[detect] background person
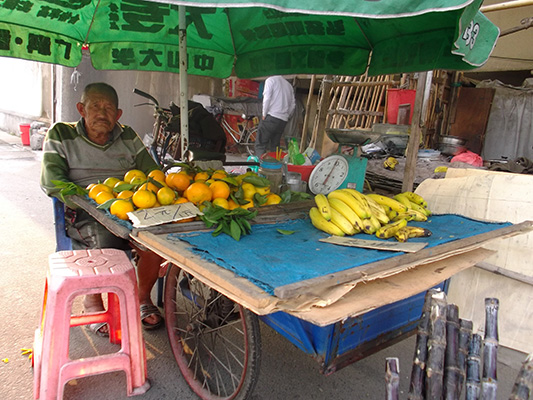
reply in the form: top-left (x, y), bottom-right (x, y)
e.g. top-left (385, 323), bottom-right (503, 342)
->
top-left (40, 82), bottom-right (164, 335)
top-left (255, 76), bottom-right (296, 158)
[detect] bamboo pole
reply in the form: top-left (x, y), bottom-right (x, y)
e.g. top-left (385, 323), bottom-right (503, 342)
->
top-left (425, 290), bottom-right (448, 400)
top-left (458, 319), bottom-right (473, 398)
top-left (509, 353), bottom-right (533, 400)
top-left (300, 75), bottom-right (317, 152)
top-left (312, 75), bottom-right (333, 154)
top-left (443, 304), bottom-right (461, 400)
top-left (386, 357), bottom-right (401, 400)
top-left (482, 298), bottom-right (499, 400)
top-left (466, 334), bottom-right (482, 400)
top-left (408, 289), bottom-right (439, 400)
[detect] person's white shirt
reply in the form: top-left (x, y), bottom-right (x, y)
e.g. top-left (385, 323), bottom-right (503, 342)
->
top-left (262, 76), bottom-right (295, 122)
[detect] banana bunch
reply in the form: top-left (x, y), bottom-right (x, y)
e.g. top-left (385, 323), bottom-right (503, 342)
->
top-left (309, 189), bottom-right (432, 242)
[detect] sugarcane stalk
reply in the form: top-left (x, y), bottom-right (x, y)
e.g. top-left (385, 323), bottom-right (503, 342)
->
top-left (458, 319), bottom-right (473, 398)
top-left (509, 353), bottom-right (533, 400)
top-left (443, 304), bottom-right (460, 400)
top-left (425, 291), bottom-right (448, 400)
top-left (466, 333), bottom-right (482, 400)
top-left (482, 298), bottom-right (499, 400)
top-left (408, 288), bottom-right (440, 400)
top-left (386, 357), bottom-right (400, 400)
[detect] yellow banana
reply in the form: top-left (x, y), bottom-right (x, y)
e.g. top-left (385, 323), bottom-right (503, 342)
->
top-left (393, 193), bottom-right (413, 209)
top-left (361, 215), bottom-right (381, 234)
top-left (328, 197), bottom-right (363, 231)
top-left (328, 190), bottom-right (371, 219)
top-left (314, 193), bottom-right (331, 221)
top-left (365, 197), bottom-right (390, 225)
top-left (375, 219), bottom-right (408, 239)
top-left (367, 194), bottom-right (408, 214)
top-left (409, 201), bottom-right (431, 217)
top-left (309, 207), bottom-right (345, 236)
top-left (401, 191), bottom-right (428, 207)
top-left (341, 189), bottom-right (374, 218)
top-left (394, 227), bottom-right (410, 242)
top-left (392, 210), bottom-right (427, 222)
top-left (330, 208), bottom-right (358, 235)
top-left (404, 226), bottom-right (432, 238)
top-left (387, 209), bottom-right (399, 220)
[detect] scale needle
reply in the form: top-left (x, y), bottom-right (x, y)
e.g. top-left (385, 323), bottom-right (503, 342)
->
top-left (322, 160), bottom-right (339, 187)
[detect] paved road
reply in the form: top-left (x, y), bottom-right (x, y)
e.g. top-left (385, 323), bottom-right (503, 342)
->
top-left (0, 130), bottom-right (525, 400)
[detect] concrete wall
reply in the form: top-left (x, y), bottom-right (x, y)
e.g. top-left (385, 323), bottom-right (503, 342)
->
top-left (0, 54), bottom-right (223, 138)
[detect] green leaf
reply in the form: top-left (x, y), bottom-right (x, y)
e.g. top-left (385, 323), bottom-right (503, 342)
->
top-left (96, 198), bottom-right (116, 210)
top-left (212, 223), bottom-right (224, 236)
top-left (147, 176), bottom-right (164, 188)
top-left (229, 220), bottom-right (242, 241)
top-left (222, 176), bottom-right (239, 187)
top-left (243, 175), bottom-right (271, 188)
top-left (277, 229), bottom-right (296, 235)
top-left (113, 183), bottom-right (135, 192)
top-left (241, 218), bottom-right (252, 233)
top-left (252, 192), bottom-right (268, 206)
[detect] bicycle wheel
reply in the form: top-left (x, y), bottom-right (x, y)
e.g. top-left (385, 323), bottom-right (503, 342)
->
top-left (165, 264), bottom-right (262, 400)
top-left (242, 127), bottom-right (258, 156)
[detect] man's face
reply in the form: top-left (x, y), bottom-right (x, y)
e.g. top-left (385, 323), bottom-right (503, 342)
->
top-left (76, 92), bottom-right (122, 137)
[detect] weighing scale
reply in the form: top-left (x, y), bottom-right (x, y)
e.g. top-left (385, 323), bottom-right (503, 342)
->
top-left (308, 128), bottom-right (382, 195)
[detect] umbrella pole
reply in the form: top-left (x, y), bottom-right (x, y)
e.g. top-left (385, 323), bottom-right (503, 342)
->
top-left (179, 5), bottom-right (189, 160)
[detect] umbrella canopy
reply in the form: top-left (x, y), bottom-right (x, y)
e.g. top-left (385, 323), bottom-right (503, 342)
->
top-left (0, 0), bottom-right (499, 79)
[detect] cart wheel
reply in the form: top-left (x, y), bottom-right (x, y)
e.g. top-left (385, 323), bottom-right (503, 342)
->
top-left (165, 264), bottom-right (261, 400)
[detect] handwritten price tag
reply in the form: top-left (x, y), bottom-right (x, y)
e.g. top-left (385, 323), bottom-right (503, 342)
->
top-left (128, 203), bottom-right (202, 228)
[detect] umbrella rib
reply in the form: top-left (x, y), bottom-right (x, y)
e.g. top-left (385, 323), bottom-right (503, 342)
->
top-left (354, 17), bottom-right (373, 51)
top-left (83, 0), bottom-right (102, 45)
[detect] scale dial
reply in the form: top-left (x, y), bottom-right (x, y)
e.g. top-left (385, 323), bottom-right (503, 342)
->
top-left (308, 155), bottom-right (349, 194)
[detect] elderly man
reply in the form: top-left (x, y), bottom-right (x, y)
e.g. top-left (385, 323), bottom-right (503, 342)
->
top-left (40, 82), bottom-right (163, 335)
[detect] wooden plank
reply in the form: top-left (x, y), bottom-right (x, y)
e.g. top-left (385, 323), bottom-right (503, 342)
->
top-left (289, 248), bottom-right (495, 326)
top-left (300, 74), bottom-right (317, 152)
top-left (332, 80), bottom-right (399, 87)
top-left (273, 220), bottom-right (533, 299)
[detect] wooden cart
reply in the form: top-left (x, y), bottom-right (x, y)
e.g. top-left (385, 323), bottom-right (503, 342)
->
top-left (70, 196), bottom-right (533, 400)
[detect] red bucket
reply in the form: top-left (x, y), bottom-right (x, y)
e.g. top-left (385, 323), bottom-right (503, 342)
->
top-left (19, 124), bottom-right (31, 146)
top-left (287, 164), bottom-right (316, 182)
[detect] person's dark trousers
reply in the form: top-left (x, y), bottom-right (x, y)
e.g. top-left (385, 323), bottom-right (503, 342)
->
top-left (255, 114), bottom-right (287, 158)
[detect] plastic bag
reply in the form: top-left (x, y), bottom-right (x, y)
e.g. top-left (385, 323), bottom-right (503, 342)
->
top-left (450, 150), bottom-right (483, 167)
top-left (288, 138), bottom-right (305, 165)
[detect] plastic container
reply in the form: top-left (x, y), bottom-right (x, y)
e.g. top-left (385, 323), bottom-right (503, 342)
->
top-left (386, 89), bottom-right (416, 125)
top-left (259, 159), bottom-right (283, 194)
top-left (287, 164), bottom-right (316, 182)
top-left (19, 123), bottom-right (31, 146)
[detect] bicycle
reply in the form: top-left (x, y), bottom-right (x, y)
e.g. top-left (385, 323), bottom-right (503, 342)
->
top-left (215, 109), bottom-right (259, 156)
top-left (133, 89), bottom-right (226, 167)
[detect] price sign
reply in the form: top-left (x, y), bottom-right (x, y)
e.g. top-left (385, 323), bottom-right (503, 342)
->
top-left (128, 203), bottom-right (202, 228)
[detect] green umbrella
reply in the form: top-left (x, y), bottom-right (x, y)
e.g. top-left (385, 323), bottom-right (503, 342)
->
top-left (0, 0), bottom-right (499, 159)
top-left (0, 0), bottom-right (499, 78)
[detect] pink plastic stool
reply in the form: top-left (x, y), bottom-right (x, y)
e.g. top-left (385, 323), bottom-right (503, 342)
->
top-left (33, 249), bottom-right (150, 399)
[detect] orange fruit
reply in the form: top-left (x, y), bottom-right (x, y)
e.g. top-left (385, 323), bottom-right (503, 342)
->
top-left (103, 177), bottom-right (121, 188)
top-left (138, 181), bottom-right (160, 194)
top-left (241, 183), bottom-right (256, 200)
top-left (184, 182), bottom-right (212, 205)
top-left (212, 198), bottom-right (229, 209)
top-left (124, 169), bottom-right (146, 184)
top-left (109, 199), bottom-right (134, 220)
top-left (116, 190), bottom-right (134, 200)
top-left (157, 186), bottom-right (177, 205)
top-left (88, 183), bottom-right (113, 200)
top-left (194, 171), bottom-right (210, 182)
top-left (147, 169), bottom-right (166, 183)
top-left (174, 197), bottom-right (189, 204)
top-left (265, 193), bottom-right (282, 205)
top-left (86, 183), bottom-right (97, 191)
top-left (94, 191), bottom-right (115, 205)
top-left (166, 172), bottom-right (192, 192)
top-left (238, 199), bottom-right (254, 210)
top-left (132, 189), bottom-right (157, 209)
top-left (113, 180), bottom-right (126, 188)
top-left (211, 170), bottom-right (227, 180)
top-left (209, 181), bottom-right (230, 199)
top-left (255, 186), bottom-right (271, 196)
top-left (228, 199), bottom-right (239, 210)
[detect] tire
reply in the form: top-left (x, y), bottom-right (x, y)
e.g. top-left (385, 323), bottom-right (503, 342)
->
top-left (164, 264), bottom-right (262, 400)
top-left (243, 127), bottom-right (258, 156)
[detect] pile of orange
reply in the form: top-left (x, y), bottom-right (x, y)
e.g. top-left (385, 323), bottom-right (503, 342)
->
top-left (86, 166), bottom-right (282, 222)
